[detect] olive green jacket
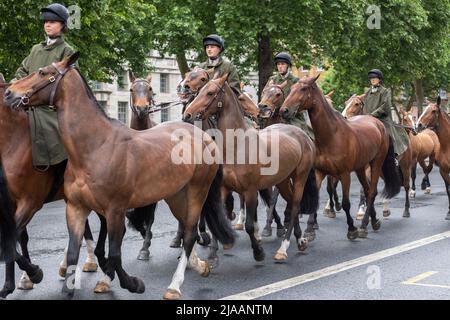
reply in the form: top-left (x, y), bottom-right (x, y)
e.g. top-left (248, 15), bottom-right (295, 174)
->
top-left (198, 57), bottom-right (241, 96)
top-left (13, 36), bottom-right (75, 167)
top-left (264, 72), bottom-right (299, 97)
top-left (363, 85), bottom-right (409, 155)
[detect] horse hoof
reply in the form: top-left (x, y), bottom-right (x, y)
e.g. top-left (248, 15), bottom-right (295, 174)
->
top-left (17, 276), bottom-right (34, 290)
top-left (425, 187), bottom-right (431, 194)
top-left (358, 228), bottom-right (368, 238)
top-left (323, 208), bottom-right (330, 216)
top-left (169, 237), bottom-right (182, 248)
top-left (233, 223), bottom-right (244, 231)
top-left (372, 219), bottom-right (381, 231)
top-left (223, 242), bottom-right (234, 250)
top-left (29, 267), bottom-right (43, 284)
top-left (128, 277), bottom-right (145, 294)
top-left (347, 229), bottom-right (359, 240)
top-left (298, 238), bottom-right (308, 252)
top-left (163, 289), bottom-right (181, 300)
top-left (94, 281), bottom-right (111, 294)
top-left (326, 210), bottom-right (336, 219)
top-left (82, 262), bottom-right (98, 272)
top-left (200, 261), bottom-right (210, 278)
top-left (262, 227), bottom-right (272, 237)
top-left (254, 248), bottom-right (265, 262)
top-left (276, 228), bottom-right (286, 238)
top-left (313, 223), bottom-right (319, 230)
top-left (273, 251), bottom-right (288, 261)
top-left (335, 203), bottom-right (342, 212)
top-left (383, 210), bottom-right (391, 218)
top-left (409, 190), bottom-right (416, 198)
top-left (304, 231), bottom-right (316, 242)
top-left (403, 211), bottom-right (410, 218)
top-left (137, 250), bottom-right (150, 261)
top-left (208, 256), bottom-right (219, 269)
top-left (59, 266), bottom-right (67, 278)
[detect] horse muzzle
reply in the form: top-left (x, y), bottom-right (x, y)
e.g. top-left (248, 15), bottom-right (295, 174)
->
top-left (3, 89), bottom-right (23, 109)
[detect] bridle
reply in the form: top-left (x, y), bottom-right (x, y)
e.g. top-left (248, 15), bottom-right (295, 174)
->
top-left (129, 79), bottom-right (155, 117)
top-left (259, 85), bottom-right (285, 119)
top-left (195, 80), bottom-right (225, 120)
top-left (12, 63), bottom-right (73, 110)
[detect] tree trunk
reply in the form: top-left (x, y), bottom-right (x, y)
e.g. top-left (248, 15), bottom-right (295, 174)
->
top-left (406, 82), bottom-right (415, 112)
top-left (176, 51), bottom-right (189, 78)
top-left (413, 78), bottom-right (424, 115)
top-left (257, 31), bottom-right (272, 101)
top-left (391, 86), bottom-right (401, 123)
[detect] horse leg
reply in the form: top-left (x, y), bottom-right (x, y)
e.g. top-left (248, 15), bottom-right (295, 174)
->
top-left (324, 176), bottom-right (336, 218)
top-left (440, 168), bottom-right (450, 220)
top-left (225, 192), bottom-right (236, 221)
top-left (169, 222), bottom-right (184, 248)
top-left (420, 158), bottom-right (432, 194)
top-left (260, 188), bottom-right (283, 237)
top-left (17, 228), bottom-right (33, 290)
top-left (62, 203), bottom-right (90, 298)
top-left (0, 261), bottom-right (15, 298)
top-left (82, 219), bottom-right (98, 272)
top-left (137, 205), bottom-right (156, 260)
top-left (304, 171), bottom-right (325, 241)
top-left (366, 164), bottom-right (382, 233)
top-left (338, 173), bottom-right (358, 240)
top-left (401, 161), bottom-right (411, 218)
top-left (410, 162), bottom-right (417, 198)
top-left (244, 191), bottom-right (265, 261)
top-left (104, 211), bottom-right (144, 294)
top-left (333, 178), bottom-right (342, 211)
top-left (356, 168), bottom-right (371, 238)
top-left (94, 214), bottom-right (117, 294)
top-left (234, 193), bottom-right (245, 230)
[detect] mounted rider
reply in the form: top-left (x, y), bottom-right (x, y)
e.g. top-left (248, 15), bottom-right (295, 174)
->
top-left (12, 3), bottom-right (75, 169)
top-left (264, 52), bottom-right (314, 138)
top-left (362, 69), bottom-right (409, 157)
top-left (197, 34), bottom-right (241, 96)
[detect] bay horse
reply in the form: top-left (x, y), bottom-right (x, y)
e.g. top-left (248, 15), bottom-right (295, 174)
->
top-left (280, 75), bottom-right (402, 239)
top-left (417, 98), bottom-right (450, 220)
top-left (4, 52), bottom-right (235, 300)
top-left (258, 82), bottom-right (341, 232)
top-left (342, 94), bottom-right (413, 218)
top-left (183, 74), bottom-right (318, 262)
top-left (180, 69), bottom-right (286, 243)
top-left (0, 76), bottom-right (98, 299)
top-left (400, 110), bottom-right (439, 198)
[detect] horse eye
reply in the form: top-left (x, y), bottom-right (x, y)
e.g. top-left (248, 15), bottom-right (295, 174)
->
top-left (276, 93), bottom-right (281, 97)
top-left (207, 92), bottom-right (214, 96)
top-left (38, 69), bottom-right (45, 76)
top-left (201, 78), bottom-right (206, 82)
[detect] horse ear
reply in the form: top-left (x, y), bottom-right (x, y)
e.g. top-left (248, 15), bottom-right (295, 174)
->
top-left (279, 81), bottom-right (289, 90)
top-left (0, 73), bottom-right (5, 83)
top-left (64, 52), bottom-right (80, 68)
top-left (240, 81), bottom-right (245, 91)
top-left (437, 96), bottom-right (441, 107)
top-left (325, 90), bottom-right (334, 98)
top-left (358, 94), bottom-right (365, 100)
top-left (129, 70), bottom-right (136, 83)
top-left (217, 73), bottom-right (229, 85)
top-left (146, 73), bottom-right (152, 83)
top-left (309, 73), bottom-right (320, 83)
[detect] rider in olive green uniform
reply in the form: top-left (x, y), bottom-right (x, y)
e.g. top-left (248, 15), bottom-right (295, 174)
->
top-left (12, 3), bottom-right (75, 169)
top-left (362, 69), bottom-right (409, 156)
top-left (264, 52), bottom-right (314, 139)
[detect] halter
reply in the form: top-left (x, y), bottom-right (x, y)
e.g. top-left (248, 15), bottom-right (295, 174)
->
top-left (196, 80), bottom-right (225, 120)
top-left (129, 79), bottom-right (155, 117)
top-left (13, 63), bottom-right (73, 111)
top-left (260, 84), bottom-right (286, 119)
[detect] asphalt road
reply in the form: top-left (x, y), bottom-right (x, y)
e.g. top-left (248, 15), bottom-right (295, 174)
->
top-left (1, 169), bottom-right (450, 300)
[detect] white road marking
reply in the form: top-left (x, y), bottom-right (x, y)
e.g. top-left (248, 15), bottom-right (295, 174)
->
top-left (221, 231), bottom-right (450, 300)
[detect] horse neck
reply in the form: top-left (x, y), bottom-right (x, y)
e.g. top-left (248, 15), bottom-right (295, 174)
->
top-left (55, 71), bottom-right (119, 163)
top-left (217, 85), bottom-right (249, 134)
top-left (436, 110), bottom-right (450, 152)
top-left (306, 86), bottom-right (339, 144)
top-left (130, 113), bottom-right (152, 130)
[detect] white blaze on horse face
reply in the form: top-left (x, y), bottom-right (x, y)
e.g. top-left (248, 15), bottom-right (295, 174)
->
top-left (342, 97), bottom-right (355, 118)
top-left (167, 249), bottom-right (188, 294)
top-left (417, 105), bottom-right (431, 128)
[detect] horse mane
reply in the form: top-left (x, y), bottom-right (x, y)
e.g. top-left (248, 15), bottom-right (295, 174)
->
top-left (72, 68), bottom-right (112, 120)
top-left (312, 82), bottom-right (346, 121)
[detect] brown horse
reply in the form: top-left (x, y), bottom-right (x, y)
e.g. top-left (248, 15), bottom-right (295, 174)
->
top-left (280, 75), bottom-right (402, 239)
top-left (183, 74), bottom-right (318, 261)
top-left (0, 77), bottom-right (97, 299)
top-left (417, 99), bottom-right (450, 220)
top-left (4, 53), bottom-right (235, 300)
top-left (258, 83), bottom-right (341, 228)
top-left (343, 94), bottom-right (413, 218)
top-left (400, 110), bottom-right (439, 197)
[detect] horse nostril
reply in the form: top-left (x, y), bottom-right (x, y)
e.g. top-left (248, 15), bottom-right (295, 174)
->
top-left (183, 113), bottom-right (192, 122)
top-left (282, 108), bottom-right (289, 115)
top-left (4, 89), bottom-right (11, 98)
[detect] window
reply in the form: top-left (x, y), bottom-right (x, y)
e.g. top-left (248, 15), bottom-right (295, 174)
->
top-left (94, 81), bottom-right (103, 91)
top-left (117, 71), bottom-right (128, 91)
top-left (161, 103), bottom-right (169, 122)
top-left (160, 73), bottom-right (169, 93)
top-left (118, 102), bottom-right (128, 124)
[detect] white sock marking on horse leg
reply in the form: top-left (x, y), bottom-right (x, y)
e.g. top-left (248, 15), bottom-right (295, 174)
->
top-left (99, 274), bottom-right (112, 286)
top-left (85, 240), bottom-right (96, 264)
top-left (168, 249), bottom-right (188, 294)
top-left (277, 239), bottom-right (291, 255)
top-left (383, 199), bottom-right (390, 212)
top-left (325, 199), bottom-right (331, 211)
top-left (189, 246), bottom-right (207, 275)
top-left (254, 222), bottom-right (261, 242)
top-left (237, 208), bottom-right (245, 225)
top-left (59, 245), bottom-right (68, 269)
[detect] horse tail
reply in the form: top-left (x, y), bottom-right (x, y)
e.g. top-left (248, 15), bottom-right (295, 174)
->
top-left (381, 136), bottom-right (402, 198)
top-left (0, 161), bottom-right (17, 263)
top-left (202, 165), bottom-right (235, 247)
top-left (126, 204), bottom-right (157, 238)
top-left (300, 168), bottom-right (319, 214)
